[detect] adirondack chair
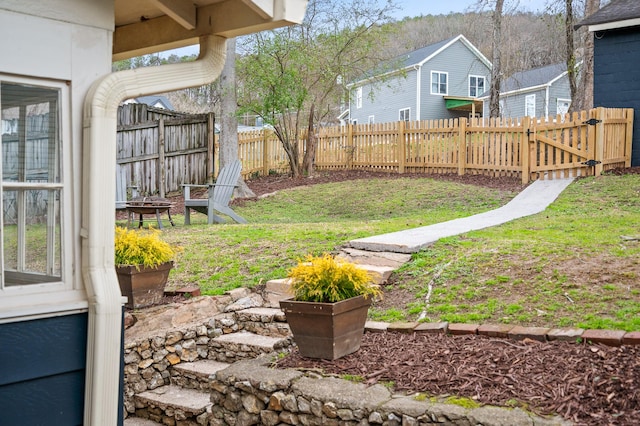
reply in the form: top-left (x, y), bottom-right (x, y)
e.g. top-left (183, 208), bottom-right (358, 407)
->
top-left (183, 160), bottom-right (247, 225)
top-left (116, 166), bottom-right (138, 211)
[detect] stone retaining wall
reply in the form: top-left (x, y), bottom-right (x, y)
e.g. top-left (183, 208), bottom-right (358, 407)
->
top-left (123, 294), bottom-right (292, 416)
top-left (209, 356), bottom-right (568, 426)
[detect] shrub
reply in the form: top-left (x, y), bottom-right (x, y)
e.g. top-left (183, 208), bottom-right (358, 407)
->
top-left (114, 227), bottom-right (177, 268)
top-left (287, 253), bottom-right (381, 303)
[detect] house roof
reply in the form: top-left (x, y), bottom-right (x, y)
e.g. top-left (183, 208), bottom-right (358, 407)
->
top-left (113, 0), bottom-right (308, 60)
top-left (133, 95), bottom-right (175, 110)
top-left (575, 0), bottom-right (640, 30)
top-left (349, 34), bottom-right (490, 87)
top-left (501, 62), bottom-right (568, 93)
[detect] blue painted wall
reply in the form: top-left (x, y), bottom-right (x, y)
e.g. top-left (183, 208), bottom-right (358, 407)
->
top-left (593, 26), bottom-right (640, 166)
top-left (0, 314), bottom-right (87, 425)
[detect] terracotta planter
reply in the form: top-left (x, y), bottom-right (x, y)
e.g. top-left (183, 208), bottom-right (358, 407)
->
top-left (279, 295), bottom-right (372, 360)
top-left (116, 261), bottom-right (173, 309)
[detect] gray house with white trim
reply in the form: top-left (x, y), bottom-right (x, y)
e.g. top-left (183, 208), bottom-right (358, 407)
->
top-left (481, 62), bottom-right (576, 119)
top-left (346, 35), bottom-right (491, 124)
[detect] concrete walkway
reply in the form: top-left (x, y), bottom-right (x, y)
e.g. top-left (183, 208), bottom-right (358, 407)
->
top-left (349, 178), bottom-right (575, 254)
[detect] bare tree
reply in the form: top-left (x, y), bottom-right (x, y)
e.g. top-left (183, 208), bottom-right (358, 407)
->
top-left (577, 0), bottom-right (601, 110)
top-left (489, 0), bottom-right (505, 118)
top-left (219, 37), bottom-right (255, 197)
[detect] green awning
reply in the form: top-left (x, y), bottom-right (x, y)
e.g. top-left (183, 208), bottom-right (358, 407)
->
top-left (445, 98), bottom-right (474, 109)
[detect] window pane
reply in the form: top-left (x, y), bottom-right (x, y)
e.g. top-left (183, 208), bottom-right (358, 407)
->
top-left (3, 190), bottom-right (61, 285)
top-left (1, 82), bottom-right (62, 286)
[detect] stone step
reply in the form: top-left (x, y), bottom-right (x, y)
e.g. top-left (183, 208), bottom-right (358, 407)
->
top-left (209, 330), bottom-right (291, 363)
top-left (170, 359), bottom-right (231, 391)
top-left (338, 247), bottom-right (412, 268)
top-left (236, 307), bottom-right (291, 337)
top-left (134, 384), bottom-right (211, 425)
top-left (124, 417), bottom-right (163, 426)
top-left (262, 278), bottom-right (293, 308)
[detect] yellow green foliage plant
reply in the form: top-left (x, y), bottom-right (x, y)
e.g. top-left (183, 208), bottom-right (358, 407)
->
top-left (114, 227), bottom-right (178, 269)
top-left (287, 253), bottom-right (381, 303)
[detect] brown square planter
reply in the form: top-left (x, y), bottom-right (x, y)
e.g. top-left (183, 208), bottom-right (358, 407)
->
top-left (279, 295), bottom-right (372, 360)
top-left (116, 261), bottom-right (173, 309)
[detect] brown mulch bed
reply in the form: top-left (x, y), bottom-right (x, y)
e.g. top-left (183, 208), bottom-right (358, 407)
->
top-left (276, 331), bottom-right (640, 425)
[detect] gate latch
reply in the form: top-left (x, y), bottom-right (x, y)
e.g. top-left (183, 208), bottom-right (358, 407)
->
top-left (583, 118), bottom-right (602, 126)
top-left (582, 159), bottom-right (601, 167)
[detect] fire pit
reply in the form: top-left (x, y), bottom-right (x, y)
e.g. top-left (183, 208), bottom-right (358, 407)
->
top-left (125, 197), bottom-right (175, 229)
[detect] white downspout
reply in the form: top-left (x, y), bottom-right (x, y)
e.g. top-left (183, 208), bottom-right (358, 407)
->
top-left (415, 65), bottom-right (421, 121)
top-left (81, 35), bottom-right (226, 425)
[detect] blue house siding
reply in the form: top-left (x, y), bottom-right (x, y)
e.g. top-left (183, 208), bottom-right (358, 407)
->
top-left (0, 314), bottom-right (88, 425)
top-left (593, 26), bottom-right (640, 166)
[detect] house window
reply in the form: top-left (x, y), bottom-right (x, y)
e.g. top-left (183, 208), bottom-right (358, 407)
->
top-left (356, 87), bottom-right (363, 109)
top-left (557, 98), bottom-right (571, 115)
top-left (469, 75), bottom-right (485, 98)
top-left (399, 108), bottom-right (410, 122)
top-left (0, 76), bottom-right (71, 315)
top-left (368, 115), bottom-right (375, 124)
top-left (525, 94), bottom-right (536, 117)
top-left (431, 71), bottom-right (447, 95)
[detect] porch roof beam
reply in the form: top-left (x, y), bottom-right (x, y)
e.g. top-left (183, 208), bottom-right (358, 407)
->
top-left (113, 0), bottom-right (308, 60)
top-left (149, 0), bottom-right (196, 30)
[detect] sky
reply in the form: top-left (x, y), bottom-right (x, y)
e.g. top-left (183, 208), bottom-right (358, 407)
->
top-left (390, 0), bottom-right (549, 18)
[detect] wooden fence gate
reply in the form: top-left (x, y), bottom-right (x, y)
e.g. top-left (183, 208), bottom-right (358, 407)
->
top-left (523, 107), bottom-right (633, 182)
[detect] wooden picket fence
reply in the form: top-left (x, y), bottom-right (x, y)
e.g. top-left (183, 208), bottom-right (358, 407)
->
top-left (246, 107), bottom-right (633, 184)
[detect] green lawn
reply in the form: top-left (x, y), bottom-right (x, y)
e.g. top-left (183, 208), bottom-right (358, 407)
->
top-left (126, 172), bottom-right (640, 331)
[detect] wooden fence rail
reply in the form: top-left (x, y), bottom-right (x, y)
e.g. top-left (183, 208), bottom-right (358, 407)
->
top-left (115, 106), bottom-right (633, 197)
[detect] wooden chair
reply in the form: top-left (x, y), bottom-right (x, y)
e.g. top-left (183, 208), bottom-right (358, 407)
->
top-left (116, 166), bottom-right (138, 211)
top-left (183, 160), bottom-right (247, 225)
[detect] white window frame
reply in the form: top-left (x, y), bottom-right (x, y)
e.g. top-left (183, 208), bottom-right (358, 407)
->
top-left (525, 94), bottom-right (536, 118)
top-left (356, 87), bottom-right (363, 109)
top-left (557, 98), bottom-right (571, 116)
top-left (368, 115), bottom-right (375, 124)
top-left (0, 74), bottom-right (79, 321)
top-left (469, 75), bottom-right (486, 98)
top-left (351, 119), bottom-right (358, 125)
top-left (431, 71), bottom-right (448, 95)
top-left (399, 108), bottom-right (410, 122)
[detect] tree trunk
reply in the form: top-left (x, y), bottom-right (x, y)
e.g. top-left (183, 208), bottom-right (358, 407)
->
top-left (579, 0), bottom-right (600, 110)
top-left (219, 37), bottom-right (255, 197)
top-left (489, 0), bottom-right (504, 118)
top-left (565, 0), bottom-right (579, 113)
top-left (301, 103), bottom-right (316, 176)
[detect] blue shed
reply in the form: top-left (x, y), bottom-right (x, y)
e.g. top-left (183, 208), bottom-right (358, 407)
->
top-left (577, 0), bottom-right (640, 166)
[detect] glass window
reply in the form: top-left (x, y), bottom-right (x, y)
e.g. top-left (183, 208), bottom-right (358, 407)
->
top-left (356, 87), bottom-right (362, 109)
top-left (399, 108), bottom-right (410, 122)
top-left (469, 75), bottom-right (485, 97)
top-left (1, 80), bottom-right (64, 288)
top-left (525, 94), bottom-right (536, 117)
top-left (557, 98), bottom-right (571, 115)
top-left (368, 115), bottom-right (375, 124)
top-left (431, 71), bottom-right (447, 95)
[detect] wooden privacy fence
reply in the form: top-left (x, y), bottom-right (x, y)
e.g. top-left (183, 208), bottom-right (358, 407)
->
top-left (116, 106), bottom-right (633, 198)
top-left (117, 105), bottom-right (215, 197)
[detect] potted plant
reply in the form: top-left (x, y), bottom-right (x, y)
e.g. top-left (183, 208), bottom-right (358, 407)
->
top-left (114, 226), bottom-right (178, 309)
top-left (279, 253), bottom-right (381, 360)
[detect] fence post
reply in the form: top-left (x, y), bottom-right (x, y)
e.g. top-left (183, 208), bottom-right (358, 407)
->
top-left (625, 108), bottom-right (634, 167)
top-left (262, 129), bottom-right (270, 176)
top-left (458, 118), bottom-right (467, 176)
top-left (521, 116), bottom-right (531, 184)
top-left (207, 112), bottom-right (215, 182)
top-left (347, 123), bottom-right (354, 169)
top-left (158, 118), bottom-right (166, 198)
top-left (398, 120), bottom-right (406, 174)
top-left (594, 107), bottom-right (605, 176)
